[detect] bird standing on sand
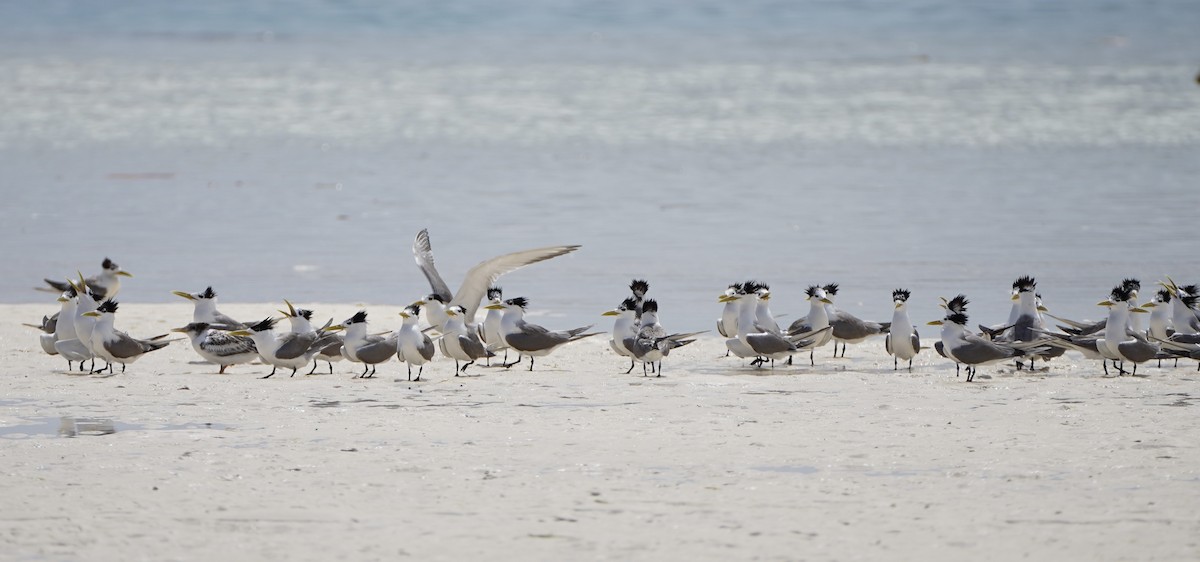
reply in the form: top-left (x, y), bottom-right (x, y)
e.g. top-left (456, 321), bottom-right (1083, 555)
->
top-left (330, 311), bottom-right (399, 379)
top-left (621, 299), bottom-right (700, 376)
top-left (822, 283), bottom-right (890, 358)
top-left (230, 316), bottom-right (339, 378)
top-left (82, 300), bottom-right (173, 374)
top-left (173, 322), bottom-right (258, 374)
top-left (438, 304), bottom-right (494, 375)
top-left (396, 305), bottom-right (436, 381)
top-left (884, 289), bottom-right (920, 371)
top-left (486, 297), bottom-right (600, 371)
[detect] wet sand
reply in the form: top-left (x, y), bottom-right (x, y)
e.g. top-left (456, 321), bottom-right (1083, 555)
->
top-left (3, 303), bottom-right (1199, 560)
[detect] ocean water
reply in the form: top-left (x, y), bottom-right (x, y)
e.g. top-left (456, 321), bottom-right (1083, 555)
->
top-left (3, 1), bottom-right (1200, 332)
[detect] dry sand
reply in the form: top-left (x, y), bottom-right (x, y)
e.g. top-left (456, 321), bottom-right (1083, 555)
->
top-left (3, 303), bottom-right (1198, 561)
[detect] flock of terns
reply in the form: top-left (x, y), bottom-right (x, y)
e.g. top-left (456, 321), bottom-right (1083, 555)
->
top-left (25, 231), bottom-right (1200, 382)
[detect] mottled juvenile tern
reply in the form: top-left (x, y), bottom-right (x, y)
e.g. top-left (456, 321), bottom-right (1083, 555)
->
top-left (621, 299), bottom-right (700, 376)
top-left (173, 322), bottom-right (259, 374)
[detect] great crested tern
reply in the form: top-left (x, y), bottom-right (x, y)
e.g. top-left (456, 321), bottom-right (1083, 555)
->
top-left (328, 311), bottom-right (398, 378)
top-left (485, 297), bottom-right (600, 371)
top-left (81, 300), bottom-right (173, 374)
top-left (412, 228), bottom-right (580, 329)
top-left (716, 282), bottom-right (743, 339)
top-left (43, 258), bottom-right (131, 300)
top-left (822, 283), bottom-right (890, 358)
top-left (993, 276), bottom-right (1063, 370)
top-left (70, 278), bottom-right (104, 373)
top-left (437, 304), bottom-right (493, 375)
top-left (230, 316), bottom-right (339, 378)
top-left (602, 297), bottom-right (641, 373)
top-left (620, 299), bottom-right (700, 376)
top-left (278, 301), bottom-right (343, 375)
top-left (1162, 279), bottom-right (1200, 335)
top-left (172, 322), bottom-right (258, 374)
top-left (717, 285), bottom-right (761, 361)
top-left (396, 304), bottom-right (436, 381)
top-left (51, 286), bottom-right (93, 371)
top-left (928, 296), bottom-right (1032, 382)
top-left (786, 285), bottom-right (835, 365)
top-left (172, 286), bottom-right (248, 329)
top-left (1094, 283), bottom-right (1159, 376)
top-left (746, 282), bottom-right (783, 335)
top-left (479, 286), bottom-right (509, 365)
top-left (730, 289), bottom-right (831, 368)
top-left (629, 279), bottom-right (650, 319)
top-left (933, 295), bottom-right (969, 375)
top-left (884, 289), bottom-right (920, 371)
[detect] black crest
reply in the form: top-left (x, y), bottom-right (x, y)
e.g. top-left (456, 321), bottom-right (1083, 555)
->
top-left (97, 300), bottom-right (119, 314)
top-left (348, 310), bottom-right (368, 324)
top-left (1012, 276), bottom-right (1036, 292)
top-left (742, 280), bottom-right (763, 294)
top-left (1180, 284), bottom-right (1199, 296)
top-left (1121, 278), bottom-right (1141, 293)
top-left (641, 299), bottom-right (659, 314)
top-left (403, 305), bottom-right (421, 317)
top-left (804, 285), bottom-right (819, 298)
top-left (506, 297), bottom-right (529, 309)
top-left (86, 291), bottom-right (102, 303)
top-left (1109, 284), bottom-right (1132, 303)
top-left (1181, 293), bottom-right (1200, 310)
top-left (822, 283), bottom-right (839, 296)
top-left (102, 257), bottom-right (117, 270)
top-left (620, 297), bottom-right (639, 311)
top-left (486, 286), bottom-right (503, 301)
top-left (630, 279), bottom-right (649, 297)
top-left (1156, 288), bottom-right (1172, 303)
top-left (199, 286), bottom-right (217, 299)
top-left (892, 288), bottom-right (911, 302)
top-left (946, 311), bottom-right (969, 325)
top-left (250, 317), bottom-right (277, 332)
top-left (297, 309), bottom-right (314, 320)
top-left (183, 322), bottom-right (211, 332)
top-left (426, 293), bottom-right (447, 303)
top-left (946, 295), bottom-right (969, 313)
top-left (727, 282), bottom-right (744, 293)
top-left (65, 284), bottom-right (78, 298)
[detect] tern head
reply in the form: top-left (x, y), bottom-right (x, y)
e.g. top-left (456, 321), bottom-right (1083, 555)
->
top-left (486, 286), bottom-right (503, 302)
top-left (1121, 278), bottom-right (1141, 300)
top-left (641, 299), bottom-right (659, 315)
top-left (399, 305), bottom-right (421, 319)
top-left (172, 322), bottom-right (212, 335)
top-left (296, 309), bottom-right (314, 321)
top-left (249, 317), bottom-right (277, 332)
top-left (445, 305), bottom-right (469, 318)
top-left (425, 293), bottom-right (447, 304)
top-left (822, 283), bottom-right (839, 297)
top-left (1154, 288), bottom-right (1172, 304)
top-left (892, 288), bottom-right (911, 308)
top-left (96, 300), bottom-right (119, 315)
top-left (346, 310), bottom-right (368, 325)
top-left (603, 297), bottom-right (639, 316)
top-left (630, 279), bottom-right (649, 298)
top-left (1181, 293), bottom-right (1200, 311)
top-left (102, 257), bottom-right (133, 278)
top-left (1107, 284), bottom-right (1134, 305)
top-left (742, 280), bottom-right (765, 295)
top-left (1012, 276), bottom-right (1036, 293)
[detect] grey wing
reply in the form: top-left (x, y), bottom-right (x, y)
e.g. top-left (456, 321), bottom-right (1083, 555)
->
top-left (786, 318), bottom-right (811, 335)
top-left (957, 334), bottom-right (1018, 363)
top-left (910, 328), bottom-right (921, 351)
top-left (458, 332), bottom-right (492, 359)
top-left (201, 332), bottom-right (258, 356)
top-left (419, 333), bottom-right (436, 361)
top-left (413, 228), bottom-right (454, 302)
top-left (106, 333), bottom-right (149, 359)
top-left (451, 244), bottom-right (580, 321)
top-left (506, 320), bottom-right (569, 351)
top-left (275, 332), bottom-right (316, 359)
top-left (212, 312), bottom-right (248, 330)
top-left (746, 332), bottom-right (796, 355)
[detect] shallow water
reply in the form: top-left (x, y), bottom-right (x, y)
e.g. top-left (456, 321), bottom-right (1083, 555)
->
top-left (3, 1), bottom-right (1199, 331)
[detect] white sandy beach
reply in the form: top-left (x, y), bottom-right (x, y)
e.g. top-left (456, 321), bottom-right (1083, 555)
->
top-left (3, 302), bottom-right (1199, 561)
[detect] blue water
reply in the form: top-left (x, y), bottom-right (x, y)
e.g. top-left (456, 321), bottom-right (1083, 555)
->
top-left (3, 1), bottom-right (1200, 331)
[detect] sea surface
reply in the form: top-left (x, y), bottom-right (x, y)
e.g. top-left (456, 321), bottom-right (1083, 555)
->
top-left (3, 0), bottom-right (1200, 332)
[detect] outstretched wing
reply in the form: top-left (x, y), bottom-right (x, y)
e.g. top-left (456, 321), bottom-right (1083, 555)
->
top-left (413, 228), bottom-right (454, 302)
top-left (453, 245), bottom-right (580, 321)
